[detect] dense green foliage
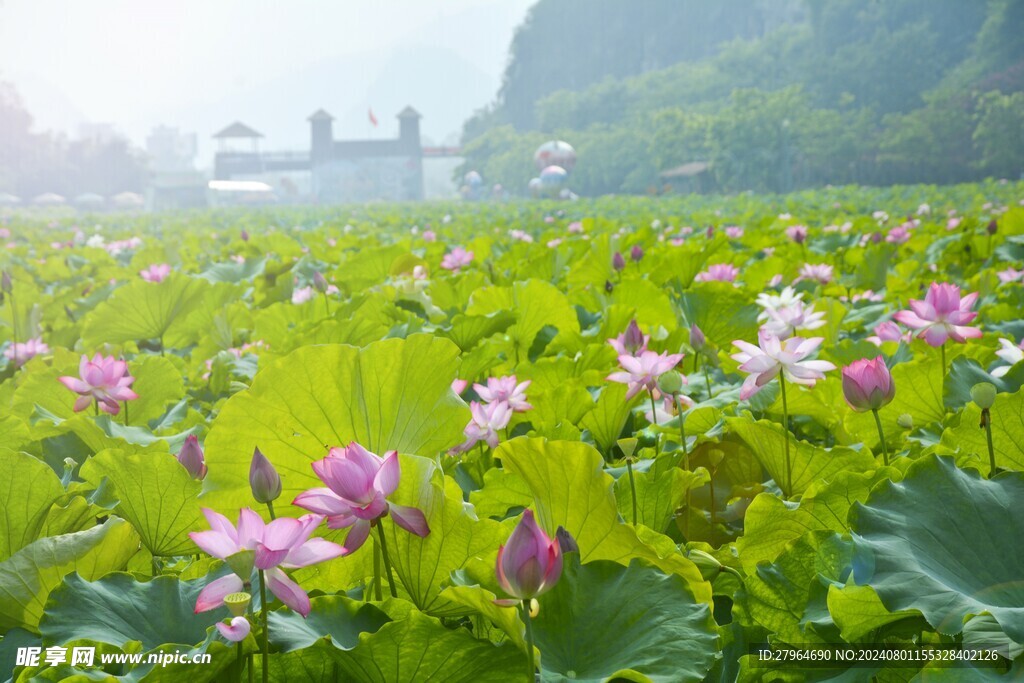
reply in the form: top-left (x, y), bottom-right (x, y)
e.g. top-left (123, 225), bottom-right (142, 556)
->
top-left (1, 181), bottom-right (1024, 680)
top-left (462, 0), bottom-right (1024, 195)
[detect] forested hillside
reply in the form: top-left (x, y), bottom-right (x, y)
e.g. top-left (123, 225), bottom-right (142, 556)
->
top-left (461, 0), bottom-right (1024, 195)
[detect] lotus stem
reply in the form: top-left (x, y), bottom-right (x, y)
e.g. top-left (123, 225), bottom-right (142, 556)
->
top-left (7, 290), bottom-right (18, 348)
top-left (940, 343), bottom-right (946, 374)
top-left (625, 457), bottom-right (638, 526)
top-left (982, 408), bottom-right (997, 476)
top-left (375, 523), bottom-right (399, 599)
top-left (779, 377), bottom-right (792, 496)
top-left (236, 641), bottom-right (244, 683)
top-left (265, 501), bottom-right (276, 520)
top-left (258, 570), bottom-right (269, 683)
top-left (872, 408), bottom-right (890, 466)
top-left (521, 600), bottom-right (536, 682)
top-left (675, 394), bottom-right (690, 539)
top-left (123, 400), bottom-right (129, 427)
top-left (373, 536), bottom-right (383, 601)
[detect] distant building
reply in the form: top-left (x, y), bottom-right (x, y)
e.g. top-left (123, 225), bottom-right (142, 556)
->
top-left (146, 125), bottom-right (198, 173)
top-left (212, 106), bottom-right (432, 203)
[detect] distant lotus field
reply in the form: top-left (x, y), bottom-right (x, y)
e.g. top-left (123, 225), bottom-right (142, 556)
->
top-left (1, 182), bottom-right (1024, 682)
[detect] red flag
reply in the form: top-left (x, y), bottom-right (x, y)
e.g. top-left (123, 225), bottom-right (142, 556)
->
top-left (368, 108), bottom-right (378, 127)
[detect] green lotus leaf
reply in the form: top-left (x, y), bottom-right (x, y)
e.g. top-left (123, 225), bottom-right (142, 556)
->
top-left (851, 455), bottom-right (1024, 641)
top-left (80, 449), bottom-right (204, 557)
top-left (80, 274), bottom-right (214, 348)
top-left (268, 595), bottom-right (390, 652)
top-left (497, 437), bottom-right (712, 604)
top-left (0, 449), bottom-right (65, 561)
top-left (39, 572), bottom-right (222, 650)
top-left (532, 554), bottom-right (720, 682)
top-left (0, 518), bottom-right (138, 632)
top-left (200, 335), bottom-right (470, 513)
top-left (728, 416), bottom-right (877, 497)
top-left (268, 611), bottom-right (523, 683)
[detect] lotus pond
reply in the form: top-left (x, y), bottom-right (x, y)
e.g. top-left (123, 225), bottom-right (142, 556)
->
top-left (1, 181), bottom-right (1024, 682)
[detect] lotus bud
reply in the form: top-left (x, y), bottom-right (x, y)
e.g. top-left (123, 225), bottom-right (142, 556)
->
top-left (987, 219), bottom-right (998, 235)
top-left (687, 548), bottom-right (723, 581)
top-left (841, 357), bottom-right (895, 412)
top-left (249, 447), bottom-right (281, 504)
top-left (617, 437), bottom-right (638, 459)
top-left (897, 413), bottom-right (914, 430)
top-left (61, 457), bottom-right (78, 487)
top-left (240, 230), bottom-right (249, 242)
top-left (612, 252), bottom-right (626, 272)
top-left (622, 319), bottom-right (645, 354)
top-left (658, 370), bottom-right (684, 395)
top-left (495, 509), bottom-right (563, 600)
top-left (555, 526), bottom-right (578, 554)
top-left (177, 435), bottom-right (207, 480)
top-left (630, 245), bottom-right (644, 262)
top-left (971, 382), bottom-right (997, 410)
top-left (604, 280), bottom-right (614, 293)
top-left (312, 271), bottom-right (329, 294)
top-left (690, 324), bottom-right (706, 351)
top-left (223, 592), bottom-right (252, 617)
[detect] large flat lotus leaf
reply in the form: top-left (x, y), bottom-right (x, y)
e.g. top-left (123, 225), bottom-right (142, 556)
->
top-left (727, 416), bottom-right (877, 497)
top-left (0, 518), bottom-right (138, 632)
top-left (383, 457), bottom-right (507, 615)
top-left (941, 387), bottom-right (1024, 474)
top-left (826, 584), bottom-right (922, 643)
top-left (268, 595), bottom-right (390, 652)
top-left (39, 572), bottom-right (222, 650)
top-left (532, 556), bottom-right (719, 682)
top-left (0, 415), bottom-right (29, 450)
top-left (736, 468), bottom-right (898, 572)
top-left (80, 449), bottom-right (204, 557)
top-left (676, 282), bottom-right (760, 349)
top-left (734, 531), bottom-right (852, 645)
top-left (80, 274), bottom-right (213, 347)
top-left (119, 354), bottom-right (185, 427)
top-left (851, 455), bottom-right (1024, 641)
top-left (442, 311), bottom-right (517, 351)
top-left (466, 279), bottom-right (580, 355)
top-left (497, 437), bottom-right (712, 604)
top-left (201, 335), bottom-right (470, 513)
top-left (0, 448), bottom-right (64, 561)
top-left (843, 358), bottom-right (946, 450)
top-left (579, 383), bottom-right (639, 455)
top-left (469, 467), bottom-right (535, 520)
top-left (613, 466), bottom-right (707, 534)
top-left (268, 611), bottom-right (523, 683)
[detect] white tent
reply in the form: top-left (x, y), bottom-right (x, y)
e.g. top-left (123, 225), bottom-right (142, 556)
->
top-left (74, 193), bottom-right (106, 208)
top-left (32, 193), bottom-right (66, 206)
top-left (111, 192), bottom-right (145, 209)
top-left (0, 193), bottom-right (20, 206)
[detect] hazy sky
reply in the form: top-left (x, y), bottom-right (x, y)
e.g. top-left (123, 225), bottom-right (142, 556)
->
top-left (0, 0), bottom-right (533, 162)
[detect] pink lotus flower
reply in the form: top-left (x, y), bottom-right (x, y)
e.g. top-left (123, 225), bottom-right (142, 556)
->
top-left (997, 267), bottom-right (1023, 284)
top-left (58, 354), bottom-right (138, 414)
top-left (645, 393), bottom-right (695, 425)
top-left (731, 330), bottom-right (836, 400)
top-left (785, 225), bottom-right (808, 244)
top-left (725, 226), bottom-right (744, 239)
top-left (607, 350), bottom-right (685, 400)
top-left (608, 320), bottom-right (648, 357)
top-left (292, 286), bottom-right (314, 304)
top-left (760, 300), bottom-right (825, 340)
top-left (4, 338), bottom-right (49, 367)
top-left (567, 221), bottom-right (583, 234)
top-left (453, 400), bottom-right (513, 453)
top-left (993, 338), bottom-right (1024, 378)
top-left (451, 378), bottom-right (468, 394)
top-left (797, 263), bottom-right (833, 285)
top-left (190, 508), bottom-right (344, 616)
top-left (867, 321), bottom-right (911, 346)
top-left (216, 617), bottom-right (251, 642)
top-left (140, 263), bottom-right (171, 283)
top-left (694, 264), bottom-right (739, 283)
top-left (893, 283), bottom-right (982, 347)
top-left (292, 443), bottom-right (429, 554)
top-left (474, 375), bottom-right (532, 412)
top-left (886, 225), bottom-right (911, 244)
top-left (496, 509), bottom-right (562, 600)
top-left (841, 356), bottom-right (895, 412)
top-left (441, 247), bottom-right (474, 272)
